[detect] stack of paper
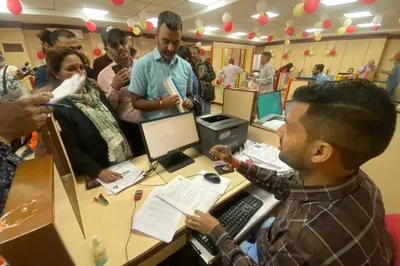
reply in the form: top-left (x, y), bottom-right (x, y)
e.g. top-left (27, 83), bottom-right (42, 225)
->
top-left (97, 161), bottom-right (145, 195)
top-left (262, 119), bottom-right (285, 131)
top-left (132, 187), bottom-right (182, 243)
top-left (192, 170), bottom-right (231, 195)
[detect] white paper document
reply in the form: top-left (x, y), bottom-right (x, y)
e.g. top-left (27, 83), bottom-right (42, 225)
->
top-left (193, 170), bottom-right (231, 195)
top-left (157, 176), bottom-right (220, 215)
top-left (163, 76), bottom-right (187, 113)
top-left (97, 161), bottom-right (145, 195)
top-left (262, 119), bottom-right (285, 131)
top-left (132, 187), bottom-right (182, 243)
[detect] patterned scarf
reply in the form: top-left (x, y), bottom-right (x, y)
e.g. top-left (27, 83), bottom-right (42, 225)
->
top-left (68, 85), bottom-right (132, 163)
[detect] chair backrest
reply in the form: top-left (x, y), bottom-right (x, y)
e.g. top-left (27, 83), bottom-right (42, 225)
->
top-left (386, 214), bottom-right (400, 266)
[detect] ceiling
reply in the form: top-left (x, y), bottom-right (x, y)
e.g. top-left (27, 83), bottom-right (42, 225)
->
top-left (1, 0), bottom-right (400, 44)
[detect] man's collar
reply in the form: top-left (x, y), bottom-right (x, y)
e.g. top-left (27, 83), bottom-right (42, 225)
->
top-left (153, 47), bottom-right (177, 64)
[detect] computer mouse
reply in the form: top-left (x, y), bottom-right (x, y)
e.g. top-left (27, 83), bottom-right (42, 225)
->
top-left (203, 173), bottom-right (221, 184)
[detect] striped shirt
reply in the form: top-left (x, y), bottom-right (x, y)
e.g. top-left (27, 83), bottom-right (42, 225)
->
top-left (210, 162), bottom-right (393, 266)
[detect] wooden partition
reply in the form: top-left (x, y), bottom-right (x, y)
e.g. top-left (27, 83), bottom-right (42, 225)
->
top-left (222, 88), bottom-right (258, 122)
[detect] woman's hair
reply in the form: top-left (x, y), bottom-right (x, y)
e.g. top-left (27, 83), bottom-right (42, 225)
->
top-left (177, 45), bottom-right (196, 72)
top-left (46, 47), bottom-right (85, 87)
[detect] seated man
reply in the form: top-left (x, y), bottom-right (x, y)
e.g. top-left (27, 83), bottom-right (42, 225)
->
top-left (186, 80), bottom-right (395, 265)
top-left (311, 64), bottom-right (331, 84)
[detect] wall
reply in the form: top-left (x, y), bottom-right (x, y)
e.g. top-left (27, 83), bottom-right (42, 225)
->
top-left (212, 42), bottom-right (255, 74)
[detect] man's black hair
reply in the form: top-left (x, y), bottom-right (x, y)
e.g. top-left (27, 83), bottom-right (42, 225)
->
top-left (50, 29), bottom-right (76, 45)
top-left (262, 51), bottom-right (272, 57)
top-left (314, 64), bottom-right (325, 72)
top-left (190, 46), bottom-right (200, 53)
top-left (293, 79), bottom-right (397, 170)
top-left (157, 11), bottom-right (182, 31)
top-left (37, 30), bottom-right (52, 45)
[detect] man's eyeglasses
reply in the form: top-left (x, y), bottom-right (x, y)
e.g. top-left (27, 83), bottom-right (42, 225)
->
top-left (108, 38), bottom-right (128, 50)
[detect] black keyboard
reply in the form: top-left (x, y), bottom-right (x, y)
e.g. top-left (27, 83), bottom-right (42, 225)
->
top-left (191, 193), bottom-right (263, 256)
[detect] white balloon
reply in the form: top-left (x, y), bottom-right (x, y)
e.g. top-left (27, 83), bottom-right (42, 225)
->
top-left (286, 19), bottom-right (294, 27)
top-left (270, 49), bottom-right (274, 53)
top-left (309, 46), bottom-right (314, 51)
top-left (256, 0), bottom-right (268, 13)
top-left (314, 29), bottom-right (321, 36)
top-left (195, 18), bottom-right (203, 27)
top-left (97, 43), bottom-right (103, 49)
top-left (139, 10), bottom-right (148, 21)
top-left (343, 18), bottom-right (352, 27)
top-left (222, 12), bottom-right (232, 23)
top-left (328, 44), bottom-right (336, 50)
top-left (196, 42), bottom-right (202, 47)
top-left (373, 14), bottom-right (383, 25)
top-left (127, 18), bottom-right (135, 27)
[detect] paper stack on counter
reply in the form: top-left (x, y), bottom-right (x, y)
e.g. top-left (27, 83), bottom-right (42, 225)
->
top-left (163, 76), bottom-right (187, 113)
top-left (132, 187), bottom-right (182, 243)
top-left (262, 119), bottom-right (285, 131)
top-left (97, 161), bottom-right (145, 195)
top-left (192, 170), bottom-right (231, 195)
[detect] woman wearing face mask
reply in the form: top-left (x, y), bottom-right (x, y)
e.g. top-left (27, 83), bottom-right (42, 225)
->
top-left (46, 48), bottom-right (133, 183)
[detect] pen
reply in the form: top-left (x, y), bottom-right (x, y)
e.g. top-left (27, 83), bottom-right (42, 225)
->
top-left (42, 103), bottom-right (72, 108)
top-left (120, 171), bottom-right (130, 176)
top-left (171, 77), bottom-right (185, 100)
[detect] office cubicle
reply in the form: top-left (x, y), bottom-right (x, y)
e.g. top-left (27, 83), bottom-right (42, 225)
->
top-left (222, 88), bottom-right (258, 122)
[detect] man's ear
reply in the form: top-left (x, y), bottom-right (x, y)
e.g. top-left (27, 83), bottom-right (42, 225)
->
top-left (154, 31), bottom-right (159, 41)
top-left (310, 140), bottom-right (334, 164)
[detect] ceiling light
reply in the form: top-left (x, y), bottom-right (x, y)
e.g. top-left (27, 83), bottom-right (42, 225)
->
top-left (204, 26), bottom-right (219, 32)
top-left (251, 12), bottom-right (279, 19)
top-left (229, 32), bottom-right (247, 37)
top-left (344, 11), bottom-right (372, 18)
top-left (147, 17), bottom-right (158, 27)
top-left (83, 8), bottom-right (109, 16)
top-left (189, 0), bottom-right (220, 4)
top-left (321, 0), bottom-right (357, 6)
top-left (357, 22), bottom-right (381, 28)
top-left (306, 28), bottom-right (324, 33)
top-left (259, 36), bottom-right (268, 39)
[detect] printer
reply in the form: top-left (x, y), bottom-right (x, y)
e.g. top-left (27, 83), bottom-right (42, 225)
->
top-left (196, 113), bottom-right (248, 160)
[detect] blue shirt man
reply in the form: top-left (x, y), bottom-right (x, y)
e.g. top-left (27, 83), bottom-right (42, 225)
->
top-left (129, 11), bottom-right (193, 121)
top-left (311, 64), bottom-right (331, 84)
top-left (381, 58), bottom-right (400, 98)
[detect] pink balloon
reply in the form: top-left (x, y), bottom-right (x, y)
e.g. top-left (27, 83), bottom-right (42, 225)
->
top-left (361, 0), bottom-right (376, 5)
top-left (196, 31), bottom-right (203, 38)
top-left (248, 32), bottom-right (256, 40)
top-left (286, 27), bottom-right (295, 36)
top-left (267, 35), bottom-right (273, 42)
top-left (86, 21), bottom-right (97, 32)
top-left (200, 48), bottom-right (205, 56)
top-left (282, 53), bottom-right (289, 60)
top-left (346, 25), bottom-right (356, 34)
top-left (110, 0), bottom-right (124, 6)
top-left (37, 51), bottom-right (45, 60)
top-left (304, 50), bottom-right (310, 56)
top-left (323, 20), bottom-right (332, 29)
top-left (302, 31), bottom-right (309, 38)
top-left (374, 25), bottom-right (380, 31)
top-left (146, 21), bottom-right (154, 31)
top-left (93, 48), bottom-right (102, 56)
top-left (224, 21), bottom-right (234, 32)
top-left (7, 0), bottom-right (23, 15)
top-left (304, 0), bottom-right (319, 14)
top-left (330, 50), bottom-right (337, 56)
top-left (258, 13), bottom-right (269, 25)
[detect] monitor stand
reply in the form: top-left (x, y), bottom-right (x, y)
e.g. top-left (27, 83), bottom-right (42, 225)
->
top-left (158, 152), bottom-right (195, 173)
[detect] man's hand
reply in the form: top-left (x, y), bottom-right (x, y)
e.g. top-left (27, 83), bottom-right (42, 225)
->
top-left (182, 98), bottom-right (193, 109)
top-left (0, 93), bottom-right (53, 143)
top-left (185, 210), bottom-right (220, 235)
top-left (111, 69), bottom-right (130, 90)
top-left (210, 145), bottom-right (235, 165)
top-left (162, 95), bottom-right (181, 109)
top-left (97, 170), bottom-right (122, 183)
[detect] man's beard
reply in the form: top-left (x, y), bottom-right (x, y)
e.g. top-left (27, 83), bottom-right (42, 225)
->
top-left (0, 60), bottom-right (5, 68)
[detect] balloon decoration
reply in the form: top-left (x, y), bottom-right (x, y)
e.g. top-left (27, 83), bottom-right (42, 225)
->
top-left (302, 31), bottom-right (309, 38)
top-left (361, 0), bottom-right (376, 4)
top-left (304, 0), bottom-right (319, 14)
top-left (101, 49), bottom-right (106, 55)
top-left (200, 48), bottom-right (205, 56)
top-left (139, 20), bottom-right (147, 30)
top-left (37, 51), bottom-right (45, 60)
top-left (343, 19), bottom-right (352, 27)
top-left (282, 53), bottom-right (289, 60)
top-left (198, 26), bottom-right (205, 35)
top-left (256, 32), bottom-right (262, 38)
top-left (285, 39), bottom-right (290, 45)
top-left (330, 50), bottom-right (337, 56)
top-left (196, 31), bottom-right (203, 38)
top-left (127, 18), bottom-right (135, 28)
top-left (309, 51), bottom-right (315, 56)
top-left (373, 14), bottom-right (383, 25)
top-left (195, 18), bottom-right (203, 28)
top-left (346, 25), bottom-right (356, 34)
top-left (337, 27), bottom-right (346, 35)
top-left (304, 50), bottom-right (310, 56)
top-left (314, 29), bottom-right (322, 36)
top-left (293, 3), bottom-right (305, 17)
top-left (224, 21), bottom-right (234, 32)
top-left (139, 10), bottom-right (147, 21)
top-left (133, 26), bottom-right (141, 35)
top-left (7, 0), bottom-right (23, 15)
top-left (323, 20), bottom-right (332, 29)
top-left (270, 49), bottom-right (276, 58)
top-left (93, 48), bottom-right (102, 56)
top-left (374, 25), bottom-right (380, 31)
top-left (222, 12), bottom-right (232, 23)
top-left (258, 13), bottom-right (269, 25)
top-left (195, 42), bottom-right (202, 48)
top-left (286, 20), bottom-right (294, 28)
top-left (286, 27), bottom-right (295, 36)
top-left (267, 35), bottom-right (274, 42)
top-left (248, 32), bottom-right (256, 40)
top-left (129, 27), bottom-right (133, 32)
top-left (86, 21), bottom-right (97, 32)
top-left (315, 21), bottom-right (323, 29)
top-left (110, 0), bottom-right (124, 6)
top-left (256, 0), bottom-right (268, 13)
top-left (314, 35), bottom-right (322, 41)
top-left (146, 21), bottom-right (154, 31)
top-left (221, 12), bottom-right (234, 33)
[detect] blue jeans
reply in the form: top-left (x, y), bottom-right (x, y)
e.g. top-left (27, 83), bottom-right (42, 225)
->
top-left (239, 216), bottom-right (276, 263)
top-left (388, 86), bottom-right (397, 98)
top-left (203, 100), bottom-right (211, 115)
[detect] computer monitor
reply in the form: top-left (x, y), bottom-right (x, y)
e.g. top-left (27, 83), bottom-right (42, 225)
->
top-left (257, 91), bottom-right (282, 119)
top-left (139, 112), bottom-right (200, 173)
top-left (285, 100), bottom-right (295, 116)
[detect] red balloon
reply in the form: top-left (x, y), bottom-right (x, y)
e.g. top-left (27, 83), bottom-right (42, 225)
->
top-left (323, 20), bottom-right (332, 29)
top-left (282, 53), bottom-right (289, 60)
top-left (258, 13), bottom-right (269, 25)
top-left (37, 51), bottom-right (45, 60)
top-left (248, 32), bottom-right (256, 40)
top-left (346, 25), bottom-right (356, 34)
top-left (286, 27), bottom-right (295, 36)
top-left (267, 35), bottom-right (273, 42)
top-left (329, 50), bottom-right (337, 56)
top-left (312, 36), bottom-right (316, 40)
top-left (395, 52), bottom-right (400, 59)
top-left (304, 50), bottom-right (310, 56)
top-left (129, 27), bottom-right (133, 32)
top-left (374, 25), bottom-right (380, 31)
top-left (110, 0), bottom-right (124, 6)
top-left (7, 0), bottom-right (23, 15)
top-left (146, 21), bottom-right (154, 31)
top-left (196, 31), bottom-right (203, 38)
top-left (304, 0), bottom-right (319, 14)
top-left (302, 31), bottom-right (309, 38)
top-left (93, 48), bottom-right (101, 56)
top-left (224, 21), bottom-right (234, 32)
top-left (361, 0), bottom-right (376, 4)
top-left (200, 48), bottom-right (205, 56)
top-left (86, 21), bottom-right (97, 32)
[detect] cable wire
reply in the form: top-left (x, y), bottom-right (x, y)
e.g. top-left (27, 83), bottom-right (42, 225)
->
top-left (125, 200), bottom-right (137, 264)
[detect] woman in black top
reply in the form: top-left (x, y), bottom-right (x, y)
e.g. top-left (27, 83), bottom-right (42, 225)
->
top-left (46, 48), bottom-right (133, 183)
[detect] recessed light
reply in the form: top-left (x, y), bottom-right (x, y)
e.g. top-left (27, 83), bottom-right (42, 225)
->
top-left (344, 11), bottom-right (372, 18)
top-left (251, 12), bottom-right (279, 19)
top-left (357, 22), bottom-right (381, 28)
top-left (83, 8), bottom-right (109, 16)
top-left (306, 28), bottom-right (324, 33)
top-left (259, 36), bottom-right (268, 39)
top-left (229, 32), bottom-right (247, 37)
top-left (321, 0), bottom-right (357, 6)
top-left (204, 26), bottom-right (219, 32)
top-left (189, 0), bottom-right (220, 4)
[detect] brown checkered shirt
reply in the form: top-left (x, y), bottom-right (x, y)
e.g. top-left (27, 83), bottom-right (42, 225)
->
top-left (210, 162), bottom-right (393, 266)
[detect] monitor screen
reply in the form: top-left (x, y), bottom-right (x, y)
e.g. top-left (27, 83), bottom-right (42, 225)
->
top-left (257, 91), bottom-right (282, 119)
top-left (285, 100), bottom-right (295, 115)
top-left (140, 112), bottom-right (200, 161)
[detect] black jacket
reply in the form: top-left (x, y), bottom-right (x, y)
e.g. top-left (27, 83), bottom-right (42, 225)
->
top-left (53, 87), bottom-right (132, 179)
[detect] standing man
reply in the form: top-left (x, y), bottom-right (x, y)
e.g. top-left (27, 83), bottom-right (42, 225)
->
top-left (97, 26), bottom-right (143, 155)
top-left (129, 11), bottom-right (193, 121)
top-left (36, 29), bottom-right (53, 66)
top-left (0, 51), bottom-right (24, 100)
top-left (358, 59), bottom-right (376, 79)
top-left (256, 51), bottom-right (275, 94)
top-left (379, 57), bottom-right (400, 98)
top-left (191, 46), bottom-right (216, 115)
top-left (311, 64), bottom-right (331, 84)
top-left (34, 29), bottom-right (97, 89)
top-left (217, 58), bottom-right (243, 88)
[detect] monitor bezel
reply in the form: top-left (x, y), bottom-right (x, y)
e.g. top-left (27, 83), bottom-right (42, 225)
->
top-left (139, 111), bottom-right (201, 163)
top-left (257, 90), bottom-right (283, 118)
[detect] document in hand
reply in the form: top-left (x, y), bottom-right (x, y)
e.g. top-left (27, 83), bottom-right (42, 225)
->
top-left (157, 176), bottom-right (220, 215)
top-left (97, 161), bottom-right (145, 195)
top-left (132, 187), bottom-right (182, 243)
top-left (163, 76), bottom-right (187, 113)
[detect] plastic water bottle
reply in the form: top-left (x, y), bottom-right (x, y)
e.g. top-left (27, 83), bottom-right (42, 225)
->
top-left (91, 235), bottom-right (108, 266)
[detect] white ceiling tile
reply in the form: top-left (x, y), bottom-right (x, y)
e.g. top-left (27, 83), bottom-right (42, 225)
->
top-left (22, 0), bottom-right (54, 9)
top-left (124, 1), bottom-right (149, 10)
top-left (109, 7), bottom-right (141, 18)
top-left (175, 1), bottom-right (204, 11)
top-left (169, 8), bottom-right (189, 17)
top-left (152, 0), bottom-right (186, 7)
top-left (142, 4), bottom-right (170, 13)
